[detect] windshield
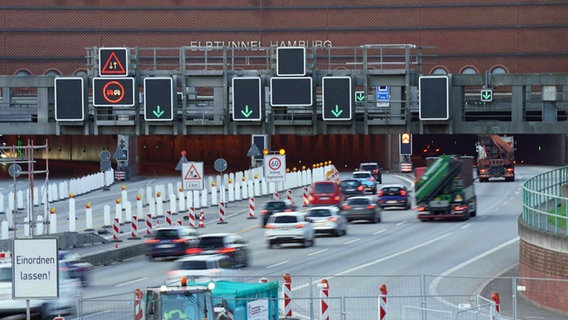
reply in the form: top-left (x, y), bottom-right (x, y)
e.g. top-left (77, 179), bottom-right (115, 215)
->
top-left (313, 183), bottom-right (335, 193)
top-left (265, 202), bottom-right (287, 210)
top-left (361, 164), bottom-right (378, 171)
top-left (308, 209), bottom-right (332, 217)
top-left (161, 292), bottom-right (210, 320)
top-left (341, 180), bottom-right (359, 187)
top-left (197, 237), bottom-right (224, 249)
top-left (348, 198), bottom-right (370, 205)
top-left (353, 173), bottom-right (371, 179)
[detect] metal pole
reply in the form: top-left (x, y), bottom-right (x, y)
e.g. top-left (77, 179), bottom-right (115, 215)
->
top-left (512, 277), bottom-right (518, 320)
top-left (12, 152), bottom-right (17, 239)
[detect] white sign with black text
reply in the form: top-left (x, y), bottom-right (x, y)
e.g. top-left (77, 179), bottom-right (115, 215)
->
top-left (263, 154), bottom-right (286, 182)
top-left (12, 238), bottom-right (59, 299)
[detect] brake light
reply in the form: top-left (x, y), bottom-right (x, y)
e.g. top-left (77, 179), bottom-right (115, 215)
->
top-left (378, 190), bottom-right (384, 196)
top-left (366, 204), bottom-right (375, 209)
top-left (333, 195), bottom-right (341, 201)
top-left (506, 168), bottom-right (514, 172)
top-left (172, 239), bottom-right (188, 243)
top-left (357, 186), bottom-right (364, 191)
top-left (480, 168), bottom-right (487, 173)
top-left (284, 208), bottom-right (292, 212)
top-left (416, 206), bottom-right (426, 212)
top-left (400, 190), bottom-right (407, 196)
top-left (217, 247), bottom-right (236, 254)
top-left (144, 239), bottom-right (160, 244)
top-left (185, 248), bottom-right (203, 254)
top-left (265, 224), bottom-right (276, 229)
top-left (373, 169), bottom-right (379, 173)
top-left (329, 217), bottom-right (338, 222)
top-left (369, 177), bottom-right (375, 182)
top-left (309, 195), bottom-right (315, 201)
top-left (342, 205), bottom-right (350, 210)
top-left (261, 210), bottom-right (268, 215)
top-left (295, 223), bottom-right (305, 229)
top-left (453, 205), bottom-right (468, 211)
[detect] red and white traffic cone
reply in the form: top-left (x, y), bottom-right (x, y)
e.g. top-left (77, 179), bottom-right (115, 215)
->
top-left (379, 284), bottom-right (387, 320)
top-left (283, 273), bottom-right (292, 318)
top-left (145, 213), bottom-right (153, 237)
top-left (303, 186), bottom-right (309, 206)
top-left (128, 215), bottom-right (140, 239)
top-left (218, 202), bottom-right (227, 224)
top-left (188, 207), bottom-right (195, 228)
top-left (320, 279), bottom-right (330, 320)
top-left (199, 208), bottom-right (205, 228)
top-left (247, 197), bottom-right (257, 219)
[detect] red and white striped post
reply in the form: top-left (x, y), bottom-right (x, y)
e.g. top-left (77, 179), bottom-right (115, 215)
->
top-left (199, 207), bottom-right (205, 228)
top-left (134, 289), bottom-right (144, 320)
top-left (145, 213), bottom-right (153, 237)
top-left (112, 218), bottom-right (122, 242)
top-left (273, 192), bottom-right (279, 200)
top-left (188, 207), bottom-right (195, 228)
top-left (379, 284), bottom-right (387, 320)
top-left (492, 292), bottom-right (501, 320)
top-left (303, 186), bottom-right (309, 206)
top-left (176, 219), bottom-right (182, 226)
top-left (166, 210), bottom-right (172, 226)
top-left (287, 188), bottom-right (293, 202)
top-left (128, 215), bottom-right (140, 239)
top-left (283, 273), bottom-right (292, 318)
top-left (320, 279), bottom-right (330, 320)
top-left (218, 202), bottom-right (227, 224)
top-left (247, 197), bottom-right (257, 219)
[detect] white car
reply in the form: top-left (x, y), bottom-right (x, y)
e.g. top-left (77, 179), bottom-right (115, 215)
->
top-left (166, 254), bottom-right (241, 283)
top-left (265, 211), bottom-right (316, 248)
top-left (305, 206), bottom-right (348, 237)
top-left (0, 260), bottom-right (82, 318)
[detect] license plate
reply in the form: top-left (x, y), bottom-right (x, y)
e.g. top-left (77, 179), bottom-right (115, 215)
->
top-left (387, 200), bottom-right (397, 204)
top-left (320, 197), bottom-right (329, 200)
top-left (157, 244), bottom-right (174, 249)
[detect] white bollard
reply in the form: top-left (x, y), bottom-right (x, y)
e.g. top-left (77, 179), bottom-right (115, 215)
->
top-left (235, 182), bottom-right (242, 201)
top-left (193, 191), bottom-right (200, 209)
top-left (36, 216), bottom-right (44, 236)
top-left (201, 190), bottom-right (207, 208)
top-left (136, 195), bottom-right (144, 218)
top-left (85, 203), bottom-right (93, 231)
top-left (24, 217), bottom-right (30, 237)
top-left (0, 193), bottom-right (4, 213)
top-left (156, 193), bottom-right (164, 217)
top-left (121, 187), bottom-right (128, 205)
top-left (228, 183), bottom-right (235, 202)
top-left (148, 198), bottom-right (156, 218)
top-left (69, 197), bottom-right (76, 232)
top-left (145, 186), bottom-right (153, 206)
top-left (211, 186), bottom-right (218, 206)
top-left (50, 212), bottom-right (57, 234)
top-left (178, 188), bottom-right (185, 213)
top-left (115, 199), bottom-right (123, 223)
top-left (186, 191), bottom-right (193, 208)
top-left (125, 201), bottom-right (132, 222)
top-left (104, 205), bottom-right (111, 227)
top-left (169, 194), bottom-right (177, 214)
top-left (1, 221), bottom-right (8, 239)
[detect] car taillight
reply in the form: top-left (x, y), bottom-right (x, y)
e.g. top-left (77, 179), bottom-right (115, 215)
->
top-left (373, 169), bottom-right (379, 173)
top-left (172, 239), bottom-right (188, 243)
top-left (309, 195), bottom-right (315, 201)
top-left (369, 177), bottom-right (375, 182)
top-left (284, 209), bottom-right (292, 212)
top-left (342, 205), bottom-right (350, 210)
top-left (217, 247), bottom-right (236, 254)
top-left (333, 195), bottom-right (341, 201)
top-left (144, 239), bottom-right (160, 244)
top-left (366, 204), bottom-right (375, 209)
top-left (265, 224), bottom-right (276, 229)
top-left (480, 168), bottom-right (487, 173)
top-left (400, 190), bottom-right (407, 196)
top-left (295, 223), bottom-right (305, 229)
top-left (357, 186), bottom-right (364, 191)
top-left (329, 217), bottom-right (338, 222)
top-left (185, 248), bottom-right (203, 254)
top-left (378, 190), bottom-right (384, 196)
top-left (261, 209), bottom-right (268, 215)
top-left (453, 205), bottom-right (467, 211)
top-left (416, 206), bottom-right (426, 212)
top-left (506, 168), bottom-right (514, 172)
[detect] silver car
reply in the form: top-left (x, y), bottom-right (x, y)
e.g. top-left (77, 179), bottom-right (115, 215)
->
top-left (265, 211), bottom-right (315, 248)
top-left (306, 206), bottom-right (348, 237)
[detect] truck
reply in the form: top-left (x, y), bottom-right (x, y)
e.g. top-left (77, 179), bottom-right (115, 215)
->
top-left (475, 135), bottom-right (515, 182)
top-left (415, 155), bottom-right (477, 221)
top-left (140, 278), bottom-right (280, 320)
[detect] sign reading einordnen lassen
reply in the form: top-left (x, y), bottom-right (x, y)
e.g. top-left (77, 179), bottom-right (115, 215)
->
top-left (263, 154), bottom-right (286, 182)
top-left (12, 238), bottom-right (59, 299)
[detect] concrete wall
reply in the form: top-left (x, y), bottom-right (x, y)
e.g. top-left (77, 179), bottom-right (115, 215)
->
top-left (518, 218), bottom-right (568, 313)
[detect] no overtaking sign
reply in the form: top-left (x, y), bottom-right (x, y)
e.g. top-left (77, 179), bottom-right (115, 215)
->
top-left (264, 154), bottom-right (286, 182)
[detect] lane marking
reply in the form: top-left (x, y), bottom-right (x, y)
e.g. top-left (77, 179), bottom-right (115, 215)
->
top-left (460, 223), bottom-right (471, 229)
top-left (291, 232), bottom-right (454, 292)
top-left (116, 276), bottom-right (149, 287)
top-left (373, 229), bottom-right (387, 235)
top-left (308, 249), bottom-right (328, 256)
top-left (266, 260), bottom-right (289, 269)
top-left (396, 220), bottom-right (407, 226)
top-left (344, 238), bottom-right (361, 245)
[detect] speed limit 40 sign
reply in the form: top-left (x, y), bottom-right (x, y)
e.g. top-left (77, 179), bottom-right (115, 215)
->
top-left (263, 154), bottom-right (286, 182)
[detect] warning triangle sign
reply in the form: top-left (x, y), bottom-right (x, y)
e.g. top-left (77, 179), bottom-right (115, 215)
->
top-left (184, 164), bottom-right (202, 180)
top-left (102, 52), bottom-right (126, 75)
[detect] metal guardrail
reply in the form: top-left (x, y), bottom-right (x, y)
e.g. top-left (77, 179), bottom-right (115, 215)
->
top-left (521, 166), bottom-right (568, 236)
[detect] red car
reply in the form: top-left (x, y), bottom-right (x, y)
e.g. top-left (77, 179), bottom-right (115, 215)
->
top-left (309, 181), bottom-right (342, 207)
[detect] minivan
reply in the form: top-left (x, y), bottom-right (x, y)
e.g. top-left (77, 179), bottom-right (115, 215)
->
top-left (309, 181), bottom-right (342, 206)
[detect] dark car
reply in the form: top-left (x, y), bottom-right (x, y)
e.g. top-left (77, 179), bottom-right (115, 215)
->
top-left (339, 179), bottom-right (365, 199)
top-left (185, 233), bottom-right (250, 267)
top-left (377, 184), bottom-right (411, 210)
top-left (341, 196), bottom-right (382, 223)
top-left (59, 250), bottom-right (93, 287)
top-left (359, 162), bottom-right (382, 184)
top-left (145, 226), bottom-right (199, 260)
top-left (260, 199), bottom-right (295, 227)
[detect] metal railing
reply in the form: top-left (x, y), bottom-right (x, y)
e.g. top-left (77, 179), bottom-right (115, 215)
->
top-left (521, 166), bottom-right (568, 236)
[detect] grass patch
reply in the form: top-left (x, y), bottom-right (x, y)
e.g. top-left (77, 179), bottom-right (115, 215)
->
top-left (548, 202), bottom-right (568, 230)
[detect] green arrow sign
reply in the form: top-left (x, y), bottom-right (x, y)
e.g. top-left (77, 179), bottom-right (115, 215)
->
top-left (355, 91), bottom-right (365, 102)
top-left (481, 89), bottom-right (493, 102)
top-left (152, 105), bottom-right (165, 118)
top-left (331, 105), bottom-right (344, 117)
top-left (240, 105), bottom-right (253, 118)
